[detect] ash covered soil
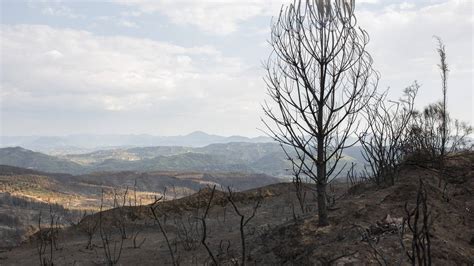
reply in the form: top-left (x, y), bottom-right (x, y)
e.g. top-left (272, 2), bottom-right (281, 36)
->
top-left (1, 153), bottom-right (473, 265)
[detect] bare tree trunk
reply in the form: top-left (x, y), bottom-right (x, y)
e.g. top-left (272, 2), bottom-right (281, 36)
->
top-left (317, 133), bottom-right (328, 225)
top-left (316, 79), bottom-right (328, 226)
top-left (200, 186), bottom-right (218, 265)
top-left (150, 198), bottom-right (177, 266)
top-left (434, 36), bottom-right (448, 160)
top-left (262, 0), bottom-right (378, 226)
top-left (227, 188), bottom-right (261, 266)
top-left (316, 180), bottom-right (328, 226)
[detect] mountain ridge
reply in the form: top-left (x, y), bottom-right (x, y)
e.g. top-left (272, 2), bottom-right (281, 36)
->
top-left (0, 131), bottom-right (274, 154)
top-left (0, 144), bottom-right (291, 176)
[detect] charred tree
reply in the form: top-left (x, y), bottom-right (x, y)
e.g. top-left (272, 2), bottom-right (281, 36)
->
top-left (359, 83), bottom-right (418, 185)
top-left (263, 0), bottom-right (378, 225)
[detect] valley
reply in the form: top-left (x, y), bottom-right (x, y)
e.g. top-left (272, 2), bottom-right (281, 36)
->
top-left (0, 136), bottom-right (370, 250)
top-left (0, 164), bottom-right (280, 248)
top-left (0, 142), bottom-right (364, 177)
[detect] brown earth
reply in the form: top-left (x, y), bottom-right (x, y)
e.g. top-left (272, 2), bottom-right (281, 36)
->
top-left (1, 153), bottom-right (472, 265)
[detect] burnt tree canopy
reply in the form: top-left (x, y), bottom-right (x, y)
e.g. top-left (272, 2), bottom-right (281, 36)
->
top-left (263, 0), bottom-right (378, 225)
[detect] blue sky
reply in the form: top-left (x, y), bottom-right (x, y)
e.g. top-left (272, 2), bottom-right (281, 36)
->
top-left (0, 0), bottom-right (472, 137)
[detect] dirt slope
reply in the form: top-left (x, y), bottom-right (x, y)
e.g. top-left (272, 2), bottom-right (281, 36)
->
top-left (1, 154), bottom-right (472, 265)
top-left (253, 162), bottom-right (473, 265)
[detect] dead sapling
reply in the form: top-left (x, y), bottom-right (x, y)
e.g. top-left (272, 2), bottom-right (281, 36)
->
top-left (99, 190), bottom-right (124, 265)
top-left (36, 205), bottom-right (60, 266)
top-left (174, 215), bottom-right (200, 251)
top-left (359, 84), bottom-right (418, 186)
top-left (227, 187), bottom-right (262, 266)
top-left (79, 210), bottom-right (99, 250)
top-left (116, 187), bottom-right (129, 240)
top-left (36, 211), bottom-right (49, 266)
top-left (131, 226), bottom-right (146, 249)
top-left (285, 149), bottom-right (308, 216)
top-left (150, 196), bottom-right (178, 266)
top-left (401, 179), bottom-right (432, 265)
top-left (346, 162), bottom-right (367, 188)
top-left (199, 185), bottom-right (218, 265)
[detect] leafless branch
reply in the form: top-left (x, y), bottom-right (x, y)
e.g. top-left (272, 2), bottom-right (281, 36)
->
top-left (262, 0), bottom-right (378, 226)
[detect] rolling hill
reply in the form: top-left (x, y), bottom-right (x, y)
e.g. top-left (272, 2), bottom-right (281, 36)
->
top-left (0, 132), bottom-right (274, 154)
top-left (0, 142), bottom-right (364, 177)
top-left (0, 165), bottom-right (280, 247)
top-left (0, 147), bottom-right (85, 174)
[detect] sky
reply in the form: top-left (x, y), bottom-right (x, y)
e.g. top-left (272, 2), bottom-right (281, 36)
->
top-left (0, 0), bottom-right (472, 137)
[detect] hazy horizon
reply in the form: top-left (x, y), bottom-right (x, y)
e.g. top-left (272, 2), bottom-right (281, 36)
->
top-left (0, 130), bottom-right (268, 139)
top-left (1, 0), bottom-right (472, 137)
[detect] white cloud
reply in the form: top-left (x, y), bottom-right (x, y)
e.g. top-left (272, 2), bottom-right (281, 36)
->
top-left (113, 0), bottom-right (282, 35)
top-left (0, 24), bottom-right (265, 135)
top-left (38, 3), bottom-right (83, 19)
top-left (44, 49), bottom-right (64, 60)
top-left (93, 16), bottom-right (140, 28)
top-left (113, 0), bottom-right (385, 36)
top-left (399, 2), bottom-right (415, 10)
top-left (1, 0), bottom-right (472, 136)
top-left (117, 19), bottom-right (139, 28)
top-left (357, 0), bottom-right (473, 123)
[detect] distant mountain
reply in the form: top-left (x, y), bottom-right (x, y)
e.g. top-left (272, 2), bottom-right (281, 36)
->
top-left (0, 147), bottom-right (85, 174)
top-left (0, 132), bottom-right (274, 154)
top-left (64, 142), bottom-right (285, 164)
top-left (0, 145), bottom-right (283, 175)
